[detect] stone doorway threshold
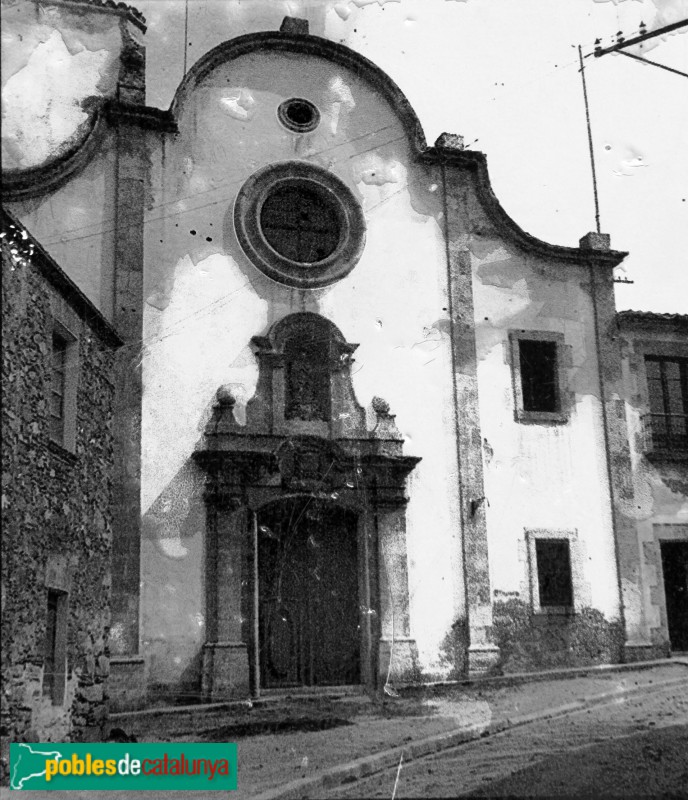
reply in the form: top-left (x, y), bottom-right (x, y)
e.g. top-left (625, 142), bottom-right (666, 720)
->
top-left (257, 684), bottom-right (364, 701)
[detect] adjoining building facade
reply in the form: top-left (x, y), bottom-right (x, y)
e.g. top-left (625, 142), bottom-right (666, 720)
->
top-left (1, 208), bottom-right (122, 778)
top-left (2, 1), bottom-right (686, 718)
top-left (617, 312), bottom-right (688, 659)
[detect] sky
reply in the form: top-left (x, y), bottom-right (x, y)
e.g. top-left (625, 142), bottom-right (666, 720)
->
top-left (2, 0), bottom-right (687, 312)
top-left (131, 0), bottom-right (688, 314)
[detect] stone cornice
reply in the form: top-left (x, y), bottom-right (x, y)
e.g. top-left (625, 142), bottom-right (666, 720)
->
top-left (2, 109), bottom-right (108, 202)
top-left (1, 101), bottom-right (176, 201)
top-left (173, 31), bottom-right (627, 270)
top-left (43, 0), bottom-right (146, 32)
top-left (421, 144), bottom-right (628, 267)
top-left (617, 310), bottom-right (688, 331)
top-left (3, 26), bottom-right (628, 268)
top-left (170, 31), bottom-right (427, 154)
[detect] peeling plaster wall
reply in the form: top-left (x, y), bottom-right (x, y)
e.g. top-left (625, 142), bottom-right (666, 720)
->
top-left (6, 137), bottom-right (119, 320)
top-left (470, 237), bottom-right (622, 622)
top-left (2, 0), bottom-right (124, 322)
top-left (130, 0), bottom-right (688, 318)
top-left (619, 325), bottom-right (688, 652)
top-left (140, 49), bottom-right (464, 689)
top-left (1, 0), bottom-right (122, 171)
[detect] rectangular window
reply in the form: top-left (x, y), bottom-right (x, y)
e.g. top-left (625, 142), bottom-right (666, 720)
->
top-left (50, 332), bottom-right (68, 443)
top-left (510, 331), bottom-right (567, 423)
top-left (535, 539), bottom-right (574, 608)
top-left (43, 589), bottom-right (67, 705)
top-left (645, 357), bottom-right (688, 452)
top-left (519, 339), bottom-right (559, 413)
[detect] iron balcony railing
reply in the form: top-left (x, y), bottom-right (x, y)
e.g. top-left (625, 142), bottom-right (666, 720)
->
top-left (642, 413), bottom-right (688, 454)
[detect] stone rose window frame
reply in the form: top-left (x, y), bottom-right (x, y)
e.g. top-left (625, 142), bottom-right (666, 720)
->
top-left (234, 161), bottom-right (366, 289)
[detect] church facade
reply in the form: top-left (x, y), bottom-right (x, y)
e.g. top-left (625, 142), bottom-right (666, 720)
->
top-left (2, 0), bottom-right (686, 717)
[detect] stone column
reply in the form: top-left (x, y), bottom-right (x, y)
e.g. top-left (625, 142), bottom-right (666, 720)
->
top-left (202, 500), bottom-right (250, 701)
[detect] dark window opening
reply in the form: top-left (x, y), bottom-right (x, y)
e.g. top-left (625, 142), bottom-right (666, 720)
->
top-left (284, 335), bottom-right (331, 422)
top-left (660, 541), bottom-right (688, 651)
top-left (43, 589), bottom-right (67, 705)
top-left (519, 339), bottom-right (559, 413)
top-left (536, 539), bottom-right (573, 608)
top-left (645, 357), bottom-right (688, 452)
top-left (260, 184), bottom-right (341, 264)
top-left (50, 332), bottom-right (68, 443)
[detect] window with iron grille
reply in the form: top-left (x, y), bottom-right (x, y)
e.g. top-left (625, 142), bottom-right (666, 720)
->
top-left (645, 356), bottom-right (688, 452)
top-left (260, 184), bottom-right (341, 265)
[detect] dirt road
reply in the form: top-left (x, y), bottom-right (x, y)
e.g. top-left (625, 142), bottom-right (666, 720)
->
top-left (326, 682), bottom-right (688, 797)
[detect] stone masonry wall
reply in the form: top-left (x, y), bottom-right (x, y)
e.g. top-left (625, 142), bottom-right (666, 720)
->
top-left (1, 235), bottom-right (117, 782)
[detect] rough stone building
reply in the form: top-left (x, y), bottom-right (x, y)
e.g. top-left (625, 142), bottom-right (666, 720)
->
top-left (0, 208), bottom-right (122, 777)
top-left (2, 0), bottom-right (686, 715)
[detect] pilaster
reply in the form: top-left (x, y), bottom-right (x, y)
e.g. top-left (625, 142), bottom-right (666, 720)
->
top-left (202, 497), bottom-right (250, 701)
top-left (109, 26), bottom-right (147, 657)
top-left (582, 232), bottom-right (633, 661)
top-left (440, 152), bottom-right (500, 674)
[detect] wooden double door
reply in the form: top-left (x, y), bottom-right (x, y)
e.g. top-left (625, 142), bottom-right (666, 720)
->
top-left (257, 499), bottom-right (360, 688)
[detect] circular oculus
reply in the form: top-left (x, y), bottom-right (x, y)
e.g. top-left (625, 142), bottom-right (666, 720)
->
top-left (234, 161), bottom-right (366, 289)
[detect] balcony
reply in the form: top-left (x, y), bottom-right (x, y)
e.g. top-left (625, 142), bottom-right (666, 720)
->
top-left (642, 413), bottom-right (688, 460)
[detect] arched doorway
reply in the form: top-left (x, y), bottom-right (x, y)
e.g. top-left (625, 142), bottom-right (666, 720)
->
top-left (194, 313), bottom-right (421, 700)
top-left (257, 498), bottom-right (360, 688)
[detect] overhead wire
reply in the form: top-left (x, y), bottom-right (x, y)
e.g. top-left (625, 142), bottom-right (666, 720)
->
top-left (35, 46), bottom-right (592, 249)
top-left (37, 123), bottom-right (402, 246)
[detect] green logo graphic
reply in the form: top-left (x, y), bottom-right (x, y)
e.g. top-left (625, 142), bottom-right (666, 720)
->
top-left (10, 743), bottom-right (237, 791)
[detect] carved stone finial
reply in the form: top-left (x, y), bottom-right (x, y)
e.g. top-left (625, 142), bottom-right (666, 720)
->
top-left (216, 386), bottom-right (236, 407)
top-left (206, 386), bottom-right (240, 435)
top-left (280, 16), bottom-right (309, 35)
top-left (372, 396), bottom-right (391, 415)
top-left (371, 397), bottom-right (402, 447)
top-left (434, 132), bottom-right (465, 151)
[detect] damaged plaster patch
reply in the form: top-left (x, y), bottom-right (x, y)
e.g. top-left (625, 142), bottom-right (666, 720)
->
top-left (334, 3), bottom-right (352, 19)
top-left (2, 30), bottom-right (110, 169)
top-left (604, 142), bottom-right (648, 177)
top-left (351, 151), bottom-right (401, 185)
top-left (352, 0), bottom-right (402, 7)
top-left (218, 88), bottom-right (256, 121)
top-left (328, 75), bottom-right (356, 135)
